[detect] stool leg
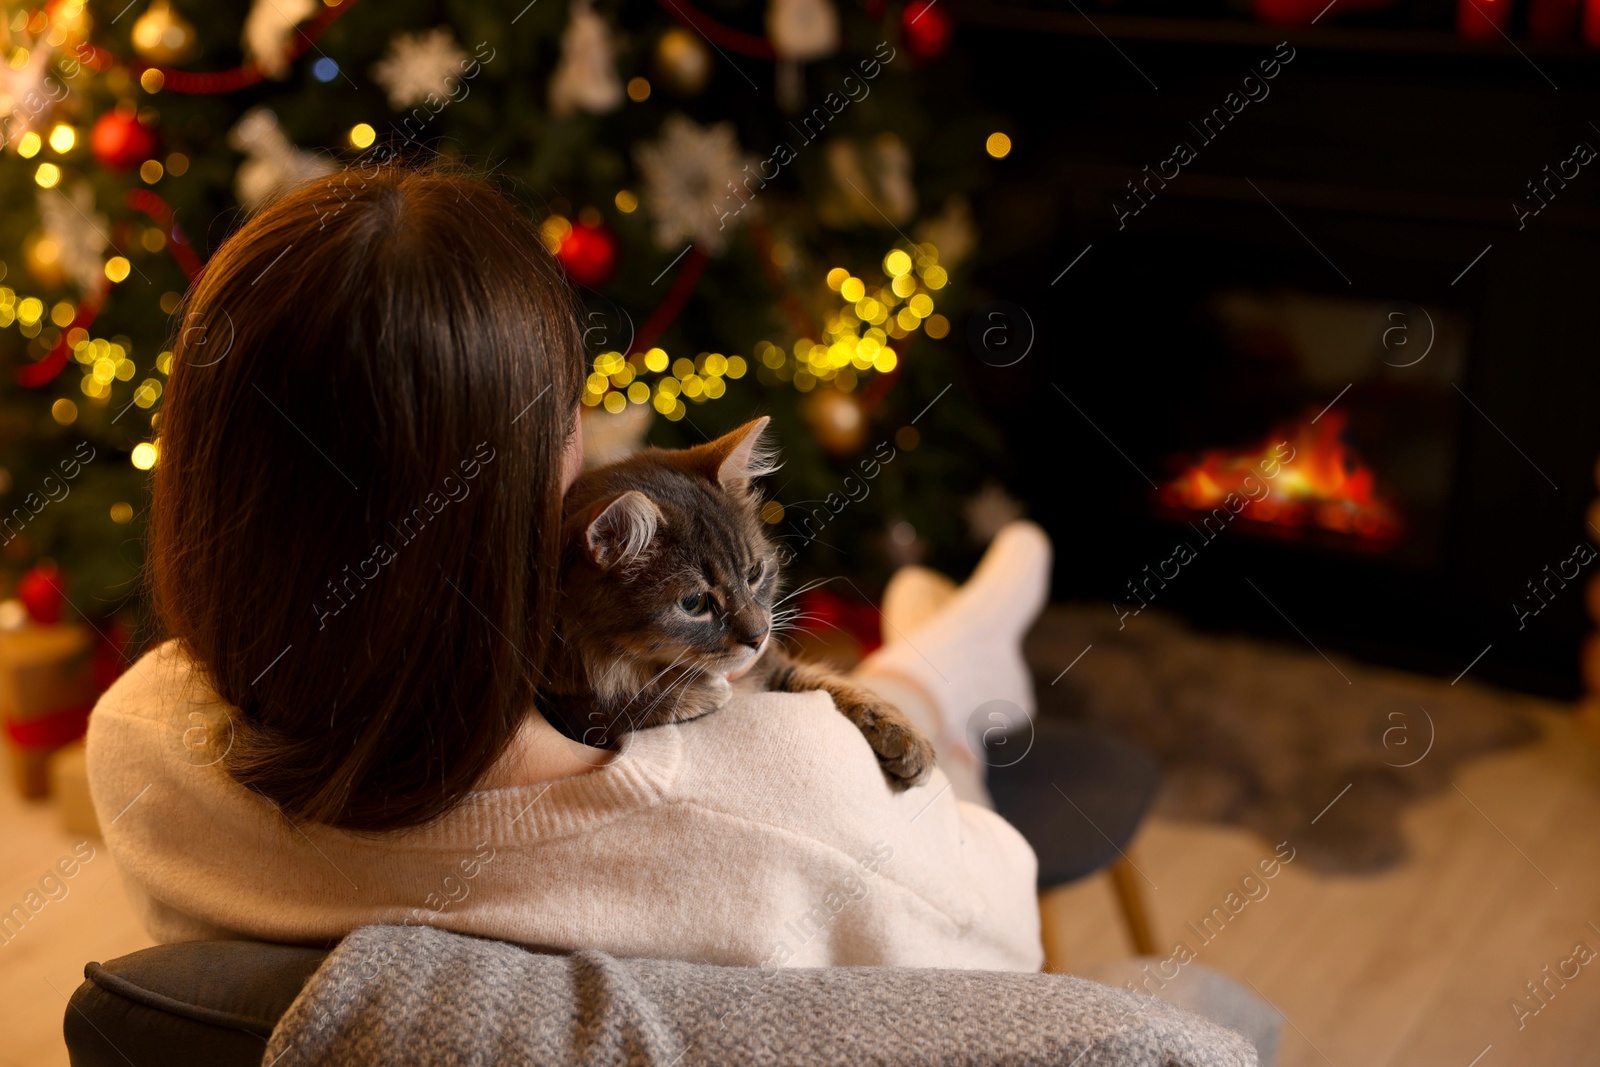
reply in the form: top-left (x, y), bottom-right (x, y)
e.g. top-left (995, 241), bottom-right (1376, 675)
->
top-left (1037, 890), bottom-right (1070, 973)
top-left (1108, 855), bottom-right (1158, 956)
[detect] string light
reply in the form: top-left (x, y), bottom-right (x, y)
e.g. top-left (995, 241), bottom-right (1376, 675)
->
top-left (539, 215), bottom-right (572, 254)
top-left (583, 242), bottom-right (945, 417)
top-left (0, 286), bottom-right (161, 414)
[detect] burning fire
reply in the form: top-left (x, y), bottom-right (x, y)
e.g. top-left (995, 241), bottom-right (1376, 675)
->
top-left (1158, 410), bottom-right (1402, 544)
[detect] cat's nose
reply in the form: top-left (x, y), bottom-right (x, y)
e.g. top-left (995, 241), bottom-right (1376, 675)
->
top-left (740, 629), bottom-right (768, 651)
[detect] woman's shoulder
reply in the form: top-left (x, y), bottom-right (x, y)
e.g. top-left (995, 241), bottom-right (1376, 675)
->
top-left (661, 688), bottom-right (1035, 940)
top-left (94, 639), bottom-right (215, 724)
top-left (666, 687), bottom-right (942, 838)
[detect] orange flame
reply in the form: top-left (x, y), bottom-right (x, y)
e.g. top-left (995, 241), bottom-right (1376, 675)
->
top-left (1159, 411), bottom-right (1402, 544)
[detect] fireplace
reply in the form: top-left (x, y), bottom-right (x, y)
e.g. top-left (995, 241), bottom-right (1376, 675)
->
top-left (954, 5), bottom-right (1600, 696)
top-left (1150, 289), bottom-right (1470, 564)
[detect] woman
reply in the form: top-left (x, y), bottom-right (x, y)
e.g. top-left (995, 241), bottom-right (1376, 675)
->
top-left (87, 166), bottom-right (1050, 971)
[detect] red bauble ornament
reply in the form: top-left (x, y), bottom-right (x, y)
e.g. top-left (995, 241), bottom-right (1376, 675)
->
top-left (16, 564), bottom-right (66, 625)
top-left (90, 110), bottom-right (159, 171)
top-left (557, 220), bottom-right (619, 288)
top-left (1456, 0), bottom-right (1510, 38)
top-left (902, 1), bottom-right (952, 62)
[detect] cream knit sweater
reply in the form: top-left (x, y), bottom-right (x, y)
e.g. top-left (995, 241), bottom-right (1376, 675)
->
top-left (87, 642), bottom-right (1042, 971)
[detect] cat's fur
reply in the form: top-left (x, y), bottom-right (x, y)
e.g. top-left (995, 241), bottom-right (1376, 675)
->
top-left (541, 417), bottom-right (935, 791)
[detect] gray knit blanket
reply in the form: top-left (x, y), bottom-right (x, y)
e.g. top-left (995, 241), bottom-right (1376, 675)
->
top-left (262, 925), bottom-right (1258, 1066)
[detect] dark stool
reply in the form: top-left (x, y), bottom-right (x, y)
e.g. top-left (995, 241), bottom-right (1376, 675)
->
top-left (984, 716), bottom-right (1162, 968)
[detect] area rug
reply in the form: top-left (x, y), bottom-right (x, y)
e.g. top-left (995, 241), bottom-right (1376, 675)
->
top-left (1024, 604), bottom-right (1545, 874)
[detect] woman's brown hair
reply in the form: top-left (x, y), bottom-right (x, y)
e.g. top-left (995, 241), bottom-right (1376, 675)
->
top-left (151, 165), bottom-right (583, 831)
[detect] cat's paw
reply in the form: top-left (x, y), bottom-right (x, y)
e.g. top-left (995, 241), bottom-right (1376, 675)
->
top-left (672, 673), bottom-right (733, 723)
top-left (851, 702), bottom-right (937, 791)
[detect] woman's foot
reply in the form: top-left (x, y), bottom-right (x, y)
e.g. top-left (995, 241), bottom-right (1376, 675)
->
top-left (857, 521), bottom-right (1052, 766)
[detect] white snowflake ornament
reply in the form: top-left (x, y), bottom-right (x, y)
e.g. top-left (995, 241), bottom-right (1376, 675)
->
top-left (242, 0), bottom-right (319, 79)
top-left (229, 108), bottom-right (336, 212)
top-left (372, 27), bottom-right (469, 110)
top-left (767, 0), bottom-right (839, 60)
top-left (549, 0), bottom-right (623, 117)
top-left (36, 182), bottom-right (108, 294)
top-left (0, 32), bottom-right (58, 140)
top-left (634, 115), bottom-right (757, 254)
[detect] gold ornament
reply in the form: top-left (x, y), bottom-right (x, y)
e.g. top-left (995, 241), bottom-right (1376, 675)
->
top-left (802, 388), bottom-right (867, 457)
top-left (653, 27), bottom-right (712, 96)
top-left (23, 231), bottom-right (66, 289)
top-left (131, 1), bottom-right (198, 64)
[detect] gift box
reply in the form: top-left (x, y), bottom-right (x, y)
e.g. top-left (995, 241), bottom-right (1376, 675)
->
top-left (0, 623), bottom-right (102, 798)
top-left (49, 740), bottom-right (98, 837)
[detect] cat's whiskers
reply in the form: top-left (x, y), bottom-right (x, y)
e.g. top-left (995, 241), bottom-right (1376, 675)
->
top-left (660, 663), bottom-right (710, 723)
top-left (625, 655), bottom-right (709, 727)
top-left (770, 605), bottom-right (840, 631)
top-left (621, 650), bottom-right (692, 710)
top-left (771, 611), bottom-right (834, 633)
top-left (772, 575), bottom-right (843, 608)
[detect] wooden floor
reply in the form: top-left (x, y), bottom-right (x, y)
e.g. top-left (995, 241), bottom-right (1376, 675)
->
top-left (0, 770), bottom-right (152, 1067)
top-left (1048, 709), bottom-right (1600, 1067)
top-left (5, 712), bottom-right (1598, 1067)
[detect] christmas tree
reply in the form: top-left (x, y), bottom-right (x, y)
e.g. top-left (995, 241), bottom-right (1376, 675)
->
top-left (0, 0), bottom-right (1012, 644)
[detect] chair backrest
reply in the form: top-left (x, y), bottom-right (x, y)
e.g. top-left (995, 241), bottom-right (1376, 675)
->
top-left (68, 931), bottom-right (1261, 1067)
top-left (65, 941), bottom-right (328, 1067)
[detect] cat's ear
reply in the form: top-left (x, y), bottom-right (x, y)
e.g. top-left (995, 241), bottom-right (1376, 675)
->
top-left (585, 491), bottom-right (662, 571)
top-left (700, 416), bottom-right (780, 492)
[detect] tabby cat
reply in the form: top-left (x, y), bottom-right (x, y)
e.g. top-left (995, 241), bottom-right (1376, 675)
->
top-left (541, 417), bottom-right (935, 791)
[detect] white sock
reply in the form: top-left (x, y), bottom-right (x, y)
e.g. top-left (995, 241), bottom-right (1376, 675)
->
top-left (880, 566), bottom-right (958, 635)
top-left (855, 522), bottom-right (1052, 765)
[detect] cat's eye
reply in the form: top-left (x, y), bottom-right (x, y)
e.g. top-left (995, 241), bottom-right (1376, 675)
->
top-left (746, 560), bottom-right (765, 585)
top-left (678, 591), bottom-right (710, 615)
